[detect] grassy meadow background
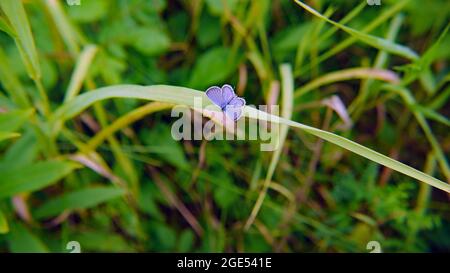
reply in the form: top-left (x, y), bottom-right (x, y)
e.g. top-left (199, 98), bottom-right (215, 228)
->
top-left (0, 0), bottom-right (449, 252)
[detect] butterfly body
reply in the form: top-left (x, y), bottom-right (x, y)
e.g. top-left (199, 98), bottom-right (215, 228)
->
top-left (206, 84), bottom-right (246, 121)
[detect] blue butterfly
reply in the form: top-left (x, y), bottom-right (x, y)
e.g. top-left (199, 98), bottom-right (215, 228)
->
top-left (206, 84), bottom-right (246, 121)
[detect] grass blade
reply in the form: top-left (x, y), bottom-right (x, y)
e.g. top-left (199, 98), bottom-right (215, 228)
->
top-left (0, 209), bottom-right (9, 234)
top-left (51, 84), bottom-right (450, 193)
top-left (0, 0), bottom-right (41, 80)
top-left (293, 0), bottom-right (418, 60)
top-left (246, 107), bottom-right (450, 193)
top-left (245, 63), bottom-right (294, 230)
top-left (64, 44), bottom-right (99, 102)
top-left (0, 131), bottom-right (20, 142)
top-left (34, 186), bottom-right (126, 219)
top-left (294, 67), bottom-right (400, 99)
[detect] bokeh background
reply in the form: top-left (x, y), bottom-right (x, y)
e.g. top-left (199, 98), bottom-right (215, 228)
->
top-left (0, 0), bottom-right (449, 252)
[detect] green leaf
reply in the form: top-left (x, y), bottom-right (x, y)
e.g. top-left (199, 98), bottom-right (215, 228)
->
top-left (7, 222), bottom-right (48, 253)
top-left (0, 130), bottom-right (39, 169)
top-left (0, 160), bottom-right (80, 199)
top-left (272, 23), bottom-right (312, 53)
top-left (0, 108), bottom-right (34, 132)
top-left (67, 0), bottom-right (110, 23)
top-left (293, 0), bottom-right (419, 60)
top-left (197, 13), bottom-right (221, 48)
top-left (130, 27), bottom-right (171, 56)
top-left (189, 47), bottom-right (238, 89)
top-left (0, 0), bottom-right (41, 79)
top-left (0, 208), bottom-right (9, 234)
top-left (34, 186), bottom-right (126, 219)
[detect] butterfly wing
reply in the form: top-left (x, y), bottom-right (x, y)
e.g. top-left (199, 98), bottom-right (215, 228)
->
top-left (224, 97), bottom-right (246, 121)
top-left (206, 86), bottom-right (226, 108)
top-left (221, 84), bottom-right (236, 105)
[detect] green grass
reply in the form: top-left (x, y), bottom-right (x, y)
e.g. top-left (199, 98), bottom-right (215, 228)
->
top-left (0, 0), bottom-right (449, 252)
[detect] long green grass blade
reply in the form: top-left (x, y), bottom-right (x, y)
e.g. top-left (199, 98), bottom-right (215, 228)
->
top-left (51, 84), bottom-right (450, 193)
top-left (0, 0), bottom-right (41, 79)
top-left (293, 0), bottom-right (418, 60)
top-left (64, 44), bottom-right (99, 102)
top-left (245, 63), bottom-right (294, 230)
top-left (0, 209), bottom-right (9, 234)
top-left (0, 131), bottom-right (20, 142)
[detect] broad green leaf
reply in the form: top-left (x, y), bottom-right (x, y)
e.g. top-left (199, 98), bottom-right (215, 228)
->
top-left (197, 13), bottom-right (221, 48)
top-left (0, 130), bottom-right (39, 169)
top-left (0, 160), bottom-right (80, 199)
top-left (7, 222), bottom-right (48, 253)
top-left (34, 186), bottom-right (126, 219)
top-left (0, 209), bottom-right (9, 234)
top-left (272, 23), bottom-right (312, 53)
top-left (0, 0), bottom-right (41, 79)
top-left (0, 108), bottom-right (34, 132)
top-left (189, 47), bottom-right (238, 89)
top-left (130, 27), bottom-right (171, 57)
top-left (50, 84), bottom-right (450, 193)
top-left (293, 0), bottom-right (419, 60)
top-left (67, 0), bottom-right (110, 23)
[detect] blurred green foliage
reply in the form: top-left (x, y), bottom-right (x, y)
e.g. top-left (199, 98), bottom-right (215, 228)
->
top-left (0, 0), bottom-right (449, 252)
